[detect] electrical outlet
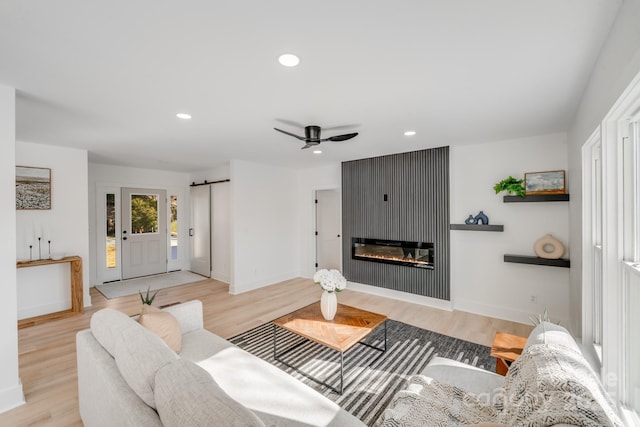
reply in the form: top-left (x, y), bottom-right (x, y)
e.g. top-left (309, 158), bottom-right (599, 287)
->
top-left (529, 295), bottom-right (538, 303)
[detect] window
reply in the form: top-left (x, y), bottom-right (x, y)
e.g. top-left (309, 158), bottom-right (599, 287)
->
top-left (130, 194), bottom-right (159, 234)
top-left (106, 193), bottom-right (116, 268)
top-left (582, 130), bottom-right (603, 358)
top-left (170, 195), bottom-right (178, 260)
top-left (588, 72), bottom-right (640, 424)
top-left (622, 118), bottom-right (640, 415)
top-left (592, 140), bottom-right (603, 352)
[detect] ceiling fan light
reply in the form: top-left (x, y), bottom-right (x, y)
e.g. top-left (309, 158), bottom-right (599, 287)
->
top-left (313, 150), bottom-right (322, 154)
top-left (278, 53), bottom-right (300, 67)
top-left (404, 130), bottom-right (416, 136)
top-left (176, 113), bottom-right (192, 120)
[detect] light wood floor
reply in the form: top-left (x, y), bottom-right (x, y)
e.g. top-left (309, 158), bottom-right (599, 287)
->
top-left (0, 277), bottom-right (532, 426)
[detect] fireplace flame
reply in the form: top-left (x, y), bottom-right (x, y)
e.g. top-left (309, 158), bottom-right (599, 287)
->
top-left (355, 253), bottom-right (430, 265)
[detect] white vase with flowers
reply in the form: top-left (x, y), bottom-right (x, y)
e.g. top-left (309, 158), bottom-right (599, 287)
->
top-left (313, 269), bottom-right (347, 321)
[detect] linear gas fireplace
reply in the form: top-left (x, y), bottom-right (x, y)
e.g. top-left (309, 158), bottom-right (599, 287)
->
top-left (352, 238), bottom-right (434, 269)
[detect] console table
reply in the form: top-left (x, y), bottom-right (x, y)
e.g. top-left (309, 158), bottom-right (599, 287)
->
top-left (16, 256), bottom-right (83, 329)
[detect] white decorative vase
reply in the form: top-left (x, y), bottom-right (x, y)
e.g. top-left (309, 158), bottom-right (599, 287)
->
top-left (320, 291), bottom-right (337, 321)
top-left (533, 234), bottom-right (565, 259)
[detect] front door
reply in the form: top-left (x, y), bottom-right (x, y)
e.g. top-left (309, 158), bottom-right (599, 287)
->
top-left (121, 188), bottom-right (167, 279)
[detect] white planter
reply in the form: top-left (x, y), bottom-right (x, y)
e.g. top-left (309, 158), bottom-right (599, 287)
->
top-left (320, 290), bottom-right (337, 321)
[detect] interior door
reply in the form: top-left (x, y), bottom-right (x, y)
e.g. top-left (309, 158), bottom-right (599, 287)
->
top-left (121, 188), bottom-right (167, 279)
top-left (190, 185), bottom-right (211, 277)
top-left (316, 189), bottom-right (341, 270)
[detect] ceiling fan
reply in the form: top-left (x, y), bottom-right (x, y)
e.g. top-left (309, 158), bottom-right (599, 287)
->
top-left (274, 125), bottom-right (358, 149)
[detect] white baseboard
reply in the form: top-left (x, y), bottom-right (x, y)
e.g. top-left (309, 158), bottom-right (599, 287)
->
top-left (0, 380), bottom-right (25, 414)
top-left (211, 271), bottom-right (230, 284)
top-left (453, 297), bottom-right (571, 328)
top-left (18, 301), bottom-right (70, 320)
top-left (347, 281), bottom-right (453, 311)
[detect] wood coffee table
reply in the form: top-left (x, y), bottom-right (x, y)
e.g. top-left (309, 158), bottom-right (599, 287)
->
top-left (272, 302), bottom-right (387, 394)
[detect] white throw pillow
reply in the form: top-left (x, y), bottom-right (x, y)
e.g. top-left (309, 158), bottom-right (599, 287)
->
top-left (90, 308), bottom-right (138, 356)
top-left (113, 320), bottom-right (179, 408)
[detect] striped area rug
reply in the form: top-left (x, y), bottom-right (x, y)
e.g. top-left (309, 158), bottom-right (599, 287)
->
top-left (229, 319), bottom-right (495, 426)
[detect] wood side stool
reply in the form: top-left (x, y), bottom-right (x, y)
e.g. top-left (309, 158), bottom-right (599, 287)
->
top-left (490, 331), bottom-right (527, 375)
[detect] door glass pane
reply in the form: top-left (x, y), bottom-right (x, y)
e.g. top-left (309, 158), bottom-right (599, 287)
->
top-left (627, 268), bottom-right (640, 414)
top-left (106, 193), bottom-right (117, 268)
top-left (131, 194), bottom-right (159, 234)
top-left (171, 195), bottom-right (178, 260)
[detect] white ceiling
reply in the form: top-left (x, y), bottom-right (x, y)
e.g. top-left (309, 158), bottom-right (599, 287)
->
top-left (0, 0), bottom-right (622, 172)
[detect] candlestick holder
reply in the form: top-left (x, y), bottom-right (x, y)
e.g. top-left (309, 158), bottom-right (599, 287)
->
top-left (48, 240), bottom-right (51, 259)
top-left (29, 245), bottom-right (33, 261)
top-left (38, 237), bottom-right (42, 260)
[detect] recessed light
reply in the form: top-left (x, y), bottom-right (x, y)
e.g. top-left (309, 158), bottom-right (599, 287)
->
top-left (404, 130), bottom-right (416, 136)
top-left (176, 113), bottom-right (192, 120)
top-left (313, 150), bottom-right (322, 154)
top-left (278, 53), bottom-right (300, 67)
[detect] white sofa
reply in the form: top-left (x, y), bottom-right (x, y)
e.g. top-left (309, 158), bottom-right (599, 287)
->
top-left (381, 322), bottom-right (623, 426)
top-left (76, 300), bottom-right (365, 427)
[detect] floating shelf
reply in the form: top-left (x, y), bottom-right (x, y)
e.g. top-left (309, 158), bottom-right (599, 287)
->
top-left (503, 194), bottom-right (570, 203)
top-left (503, 254), bottom-right (570, 268)
top-left (450, 224), bottom-right (504, 232)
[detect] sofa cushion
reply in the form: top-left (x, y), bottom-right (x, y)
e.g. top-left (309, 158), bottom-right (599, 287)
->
top-left (524, 321), bottom-right (580, 353)
top-left (155, 359), bottom-right (265, 427)
top-left (139, 304), bottom-right (182, 353)
top-left (112, 318), bottom-right (179, 409)
top-left (90, 308), bottom-right (137, 356)
top-left (420, 356), bottom-right (504, 399)
top-left (196, 345), bottom-right (364, 426)
top-left (178, 329), bottom-right (234, 363)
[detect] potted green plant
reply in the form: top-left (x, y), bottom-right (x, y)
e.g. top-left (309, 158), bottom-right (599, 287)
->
top-left (493, 176), bottom-right (525, 198)
top-left (529, 308), bottom-right (560, 326)
top-left (139, 286), bottom-right (159, 306)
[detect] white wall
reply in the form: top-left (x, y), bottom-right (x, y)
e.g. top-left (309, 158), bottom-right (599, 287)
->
top-left (0, 85), bottom-right (24, 413)
top-left (230, 160), bottom-right (299, 294)
top-left (568, 0), bottom-right (640, 335)
top-left (297, 164), bottom-right (342, 278)
top-left (450, 133), bottom-right (570, 326)
top-left (190, 163), bottom-right (230, 184)
top-left (88, 163), bottom-right (191, 285)
top-left (294, 139), bottom-right (571, 326)
top-left (16, 142), bottom-right (91, 314)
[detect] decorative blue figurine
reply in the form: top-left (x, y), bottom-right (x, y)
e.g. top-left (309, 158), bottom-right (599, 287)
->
top-left (464, 215), bottom-right (476, 225)
top-left (474, 211), bottom-right (489, 225)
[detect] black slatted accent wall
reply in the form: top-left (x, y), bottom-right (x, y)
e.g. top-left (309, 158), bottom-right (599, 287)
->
top-left (342, 147), bottom-right (450, 300)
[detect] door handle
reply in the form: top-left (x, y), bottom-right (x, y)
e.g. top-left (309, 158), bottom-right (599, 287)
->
top-left (189, 228), bottom-right (194, 237)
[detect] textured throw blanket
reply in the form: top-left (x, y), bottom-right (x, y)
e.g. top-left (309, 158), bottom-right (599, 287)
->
top-left (381, 343), bottom-right (623, 427)
top-left (380, 375), bottom-right (497, 426)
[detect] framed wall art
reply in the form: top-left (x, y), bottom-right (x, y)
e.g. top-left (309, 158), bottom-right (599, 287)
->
top-left (16, 166), bottom-right (51, 210)
top-left (524, 170), bottom-right (565, 195)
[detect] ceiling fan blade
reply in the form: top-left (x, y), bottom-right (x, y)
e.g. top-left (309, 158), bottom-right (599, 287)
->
top-left (322, 124), bottom-right (360, 132)
top-left (275, 118), bottom-right (306, 129)
top-left (301, 143), bottom-right (315, 150)
top-left (323, 132), bottom-right (359, 142)
top-left (274, 127), bottom-right (305, 141)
